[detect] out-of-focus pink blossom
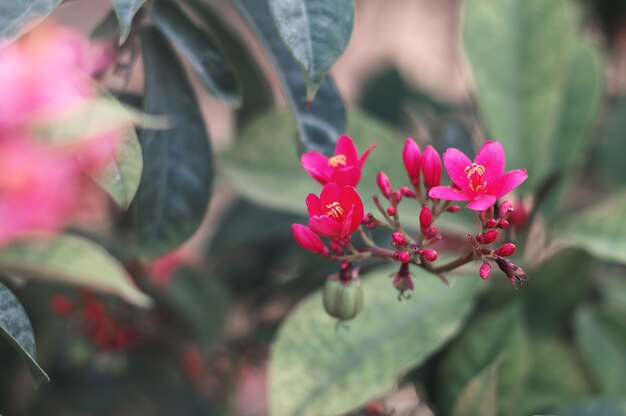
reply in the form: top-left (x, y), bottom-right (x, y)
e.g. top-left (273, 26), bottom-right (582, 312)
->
top-left (306, 183), bottom-right (364, 239)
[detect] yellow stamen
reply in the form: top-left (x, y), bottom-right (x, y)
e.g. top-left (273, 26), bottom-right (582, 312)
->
top-left (328, 154), bottom-right (347, 168)
top-left (325, 202), bottom-right (344, 219)
top-left (465, 163), bottom-right (487, 193)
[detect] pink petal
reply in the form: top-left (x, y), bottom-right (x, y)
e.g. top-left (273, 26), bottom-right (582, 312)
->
top-left (340, 208), bottom-right (354, 239)
top-left (357, 143), bottom-right (377, 168)
top-left (305, 193), bottom-right (321, 216)
top-left (340, 186), bottom-right (364, 234)
top-left (331, 167), bottom-right (361, 187)
top-left (442, 148), bottom-right (472, 192)
top-left (474, 141), bottom-right (505, 180)
top-left (320, 182), bottom-right (342, 207)
top-left (428, 186), bottom-right (471, 201)
top-left (309, 215), bottom-right (342, 238)
top-left (466, 195), bottom-right (497, 211)
top-left (301, 152), bottom-right (333, 184)
top-left (492, 169), bottom-right (528, 198)
top-left (291, 224), bottom-right (329, 256)
top-left (335, 135), bottom-right (358, 165)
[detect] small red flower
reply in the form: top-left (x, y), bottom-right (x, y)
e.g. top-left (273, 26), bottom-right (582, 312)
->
top-left (306, 183), bottom-right (364, 239)
top-left (291, 224), bottom-right (329, 256)
top-left (300, 135), bottom-right (376, 187)
top-left (428, 141), bottom-right (528, 211)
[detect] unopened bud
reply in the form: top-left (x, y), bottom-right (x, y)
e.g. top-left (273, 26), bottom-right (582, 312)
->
top-left (377, 171), bottom-right (393, 199)
top-left (499, 200), bottom-right (513, 216)
top-left (447, 205), bottom-right (461, 213)
top-left (495, 243), bottom-right (516, 257)
top-left (479, 262), bottom-right (491, 280)
top-left (399, 186), bottom-right (415, 198)
top-left (403, 138), bottom-right (422, 186)
top-left (423, 249), bottom-right (438, 262)
top-left (395, 190), bottom-right (403, 203)
top-left (498, 220), bottom-right (510, 229)
top-left (424, 226), bottom-right (438, 239)
top-left (392, 232), bottom-right (407, 246)
top-left (292, 224), bottom-right (329, 256)
top-left (486, 218), bottom-right (497, 228)
top-left (387, 206), bottom-right (397, 216)
top-left (323, 277), bottom-right (364, 321)
top-left (422, 145), bottom-right (442, 188)
top-left (477, 229), bottom-right (499, 245)
top-left (420, 206), bottom-right (433, 229)
top-left (395, 251), bottom-right (411, 263)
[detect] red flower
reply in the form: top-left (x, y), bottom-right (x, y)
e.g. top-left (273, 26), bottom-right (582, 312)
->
top-left (428, 141), bottom-right (527, 211)
top-left (306, 183), bottom-right (364, 239)
top-left (301, 135), bottom-right (376, 187)
top-left (403, 138), bottom-right (422, 186)
top-left (291, 224), bottom-right (329, 256)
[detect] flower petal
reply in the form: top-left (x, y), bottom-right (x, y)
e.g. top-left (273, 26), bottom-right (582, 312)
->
top-left (340, 186), bottom-right (364, 235)
top-left (466, 195), bottom-right (497, 211)
top-left (335, 135), bottom-right (358, 165)
top-left (428, 186), bottom-right (471, 201)
top-left (309, 215), bottom-right (342, 238)
top-left (301, 152), bottom-right (333, 184)
top-left (340, 207), bottom-right (354, 239)
top-left (305, 193), bottom-right (321, 216)
top-left (442, 148), bottom-right (472, 192)
top-left (319, 182), bottom-right (342, 208)
top-left (474, 141), bottom-right (505, 180)
top-left (492, 169), bottom-right (528, 198)
top-left (357, 143), bottom-right (377, 168)
top-left (331, 167), bottom-right (361, 187)
top-left (291, 224), bottom-right (329, 256)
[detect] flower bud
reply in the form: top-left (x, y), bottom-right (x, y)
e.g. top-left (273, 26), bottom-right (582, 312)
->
top-left (392, 232), bottom-right (407, 246)
top-left (377, 171), bottom-right (393, 199)
top-left (387, 206), bottom-right (397, 216)
top-left (397, 251), bottom-right (411, 263)
top-left (420, 206), bottom-right (433, 229)
top-left (291, 224), bottom-right (329, 256)
top-left (477, 229), bottom-right (499, 245)
top-left (424, 226), bottom-right (438, 239)
top-left (422, 145), bottom-right (442, 188)
top-left (495, 257), bottom-right (529, 288)
top-left (498, 220), bottom-right (510, 229)
top-left (423, 249), bottom-right (438, 262)
top-left (486, 218), bottom-right (497, 228)
top-left (447, 205), bottom-right (461, 213)
top-left (495, 243), bottom-right (516, 257)
top-left (403, 138), bottom-right (422, 186)
top-left (479, 262), bottom-right (491, 280)
top-left (499, 200), bottom-right (513, 216)
top-left (323, 278), bottom-right (364, 321)
top-left (399, 186), bottom-right (415, 198)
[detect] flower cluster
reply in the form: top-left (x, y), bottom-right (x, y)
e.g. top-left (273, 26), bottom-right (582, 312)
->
top-left (292, 134), bottom-right (529, 320)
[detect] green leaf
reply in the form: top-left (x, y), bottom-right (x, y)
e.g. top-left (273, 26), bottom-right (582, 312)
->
top-left (235, 0), bottom-right (345, 154)
top-left (463, 0), bottom-right (577, 189)
top-left (0, 0), bottom-right (62, 43)
top-left (149, 1), bottom-right (240, 107)
top-left (167, 269), bottom-right (229, 352)
top-left (0, 283), bottom-right (49, 383)
top-left (134, 28), bottom-right (214, 260)
top-left (520, 337), bottom-right (593, 415)
top-left (270, 268), bottom-right (481, 416)
top-left (0, 234), bottom-right (151, 308)
top-left (574, 307), bottom-right (626, 395)
top-left (603, 98), bottom-right (626, 188)
top-left (451, 359), bottom-right (499, 416)
top-left (438, 303), bottom-right (530, 416)
top-left (268, 0), bottom-right (354, 101)
top-left (556, 398), bottom-right (626, 416)
top-left (522, 249), bottom-right (593, 334)
top-left (112, 0), bottom-right (147, 44)
top-left (558, 191), bottom-right (626, 264)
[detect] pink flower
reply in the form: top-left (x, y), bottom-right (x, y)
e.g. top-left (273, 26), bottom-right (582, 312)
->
top-left (301, 135), bottom-right (376, 187)
top-left (428, 141), bottom-right (528, 212)
top-left (306, 183), bottom-right (364, 239)
top-left (291, 224), bottom-right (329, 256)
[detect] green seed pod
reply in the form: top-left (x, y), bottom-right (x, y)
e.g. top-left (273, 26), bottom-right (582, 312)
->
top-left (323, 278), bottom-right (363, 321)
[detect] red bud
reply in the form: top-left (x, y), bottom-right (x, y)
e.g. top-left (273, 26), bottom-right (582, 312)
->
top-left (495, 243), bottom-right (516, 257)
top-left (403, 138), bottom-right (422, 186)
top-left (422, 145), bottom-right (442, 188)
top-left (479, 262), bottom-right (491, 280)
top-left (387, 206), bottom-right (397, 216)
top-left (292, 224), bottom-right (329, 256)
top-left (392, 232), bottom-right (407, 246)
top-left (399, 186), bottom-right (415, 198)
top-left (447, 205), bottom-right (461, 213)
top-left (478, 229), bottom-right (499, 245)
top-left (377, 171), bottom-right (393, 199)
top-left (424, 249), bottom-right (438, 262)
top-left (486, 218), bottom-right (497, 228)
top-left (420, 206), bottom-right (433, 229)
top-left (397, 251), bottom-right (411, 263)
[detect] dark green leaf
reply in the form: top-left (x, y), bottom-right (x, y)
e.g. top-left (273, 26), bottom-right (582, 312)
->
top-left (463, 0), bottom-right (578, 190)
top-left (575, 307), bottom-right (626, 395)
top-left (438, 303), bottom-right (530, 416)
top-left (149, 1), bottom-right (240, 107)
top-left (270, 268), bottom-right (481, 416)
top-left (603, 98), bottom-right (626, 187)
top-left (558, 191), bottom-right (626, 264)
top-left (134, 28), bottom-right (214, 260)
top-left (557, 398), bottom-right (626, 416)
top-left (235, 0), bottom-right (345, 155)
top-left (0, 283), bottom-right (49, 383)
top-left (0, 234), bottom-right (151, 308)
top-left (451, 358), bottom-right (499, 416)
top-left (268, 0), bottom-right (354, 101)
top-left (0, 0), bottom-right (62, 43)
top-left (112, 0), bottom-right (147, 44)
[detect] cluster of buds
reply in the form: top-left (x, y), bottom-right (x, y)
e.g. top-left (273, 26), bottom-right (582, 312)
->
top-left (291, 135), bottom-right (530, 321)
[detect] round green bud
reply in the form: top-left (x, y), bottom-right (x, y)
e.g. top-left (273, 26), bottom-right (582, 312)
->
top-left (323, 278), bottom-right (364, 321)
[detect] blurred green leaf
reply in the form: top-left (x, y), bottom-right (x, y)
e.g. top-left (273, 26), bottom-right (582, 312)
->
top-left (520, 337), bottom-right (593, 415)
top-left (268, 0), bottom-right (354, 101)
top-left (463, 0), bottom-right (578, 189)
top-left (575, 307), bottom-right (626, 395)
top-left (556, 398), bottom-right (626, 416)
top-left (186, 0), bottom-right (272, 125)
top-left (0, 234), bottom-right (151, 308)
top-left (0, 283), bottom-right (49, 383)
top-left (0, 1), bottom-right (62, 43)
top-left (558, 191), bottom-right (626, 264)
top-left (603, 98), bottom-right (626, 188)
top-left (599, 274), bottom-right (626, 314)
top-left (451, 359), bottom-right (499, 416)
top-left (134, 28), bottom-right (214, 260)
top-left (149, 1), bottom-right (240, 107)
top-left (438, 303), bottom-right (530, 416)
top-left (270, 268), bottom-right (481, 416)
top-left (112, 0), bottom-right (146, 44)
top-left (167, 269), bottom-right (229, 352)
top-left (522, 249), bottom-right (593, 334)
top-left (235, 0), bottom-right (345, 154)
